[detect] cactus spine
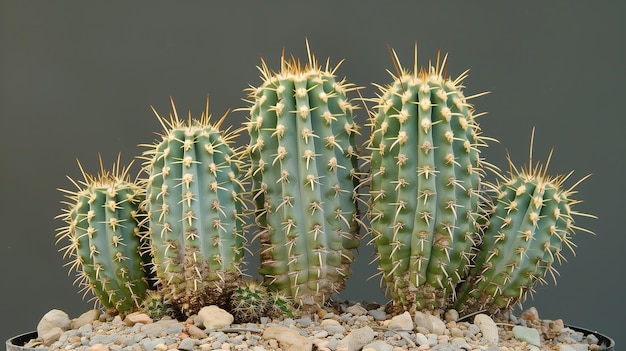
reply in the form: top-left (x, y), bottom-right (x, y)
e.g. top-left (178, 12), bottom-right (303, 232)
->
top-left (143, 98), bottom-right (247, 316)
top-left (455, 140), bottom-right (594, 313)
top-left (245, 44), bottom-right (362, 311)
top-left (56, 155), bottom-right (150, 313)
top-left (367, 49), bottom-right (490, 312)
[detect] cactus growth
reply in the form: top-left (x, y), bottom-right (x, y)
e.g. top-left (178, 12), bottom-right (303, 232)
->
top-left (455, 140), bottom-right (594, 313)
top-left (51, 43), bottom-right (596, 321)
top-left (366, 49), bottom-right (492, 312)
top-left (244, 44), bottom-right (362, 311)
top-left (56, 155), bottom-right (150, 313)
top-left (142, 98), bottom-right (248, 316)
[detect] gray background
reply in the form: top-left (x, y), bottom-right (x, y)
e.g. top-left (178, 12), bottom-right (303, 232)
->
top-left (1, 1), bottom-right (624, 347)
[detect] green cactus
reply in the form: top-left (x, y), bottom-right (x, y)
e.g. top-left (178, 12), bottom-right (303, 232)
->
top-left (142, 98), bottom-right (248, 316)
top-left (230, 280), bottom-right (297, 322)
top-left (366, 49), bottom-right (492, 312)
top-left (455, 141), bottom-right (594, 313)
top-left (56, 155), bottom-right (150, 314)
top-left (244, 43), bottom-right (362, 312)
top-left (141, 290), bottom-right (177, 320)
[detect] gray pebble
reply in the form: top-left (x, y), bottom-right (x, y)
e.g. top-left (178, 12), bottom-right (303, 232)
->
top-left (178, 338), bottom-right (196, 350)
top-left (367, 309), bottom-right (387, 321)
top-left (141, 338), bottom-right (166, 351)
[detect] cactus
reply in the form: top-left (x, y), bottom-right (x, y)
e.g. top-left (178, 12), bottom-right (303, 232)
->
top-left (244, 43), bottom-right (362, 312)
top-left (142, 98), bottom-right (248, 316)
top-left (455, 137), bottom-right (595, 313)
top-left (56, 155), bottom-right (150, 314)
top-left (230, 280), bottom-right (297, 322)
top-left (141, 290), bottom-right (177, 320)
top-left (366, 48), bottom-right (492, 312)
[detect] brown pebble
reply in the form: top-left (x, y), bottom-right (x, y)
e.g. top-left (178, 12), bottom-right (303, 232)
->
top-left (87, 343), bottom-right (110, 351)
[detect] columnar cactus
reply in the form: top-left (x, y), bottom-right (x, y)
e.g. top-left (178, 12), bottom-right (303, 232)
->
top-left (142, 98), bottom-right (248, 316)
top-left (455, 145), bottom-right (594, 313)
top-left (367, 49), bottom-right (491, 312)
top-left (244, 44), bottom-right (362, 311)
top-left (56, 155), bottom-right (150, 313)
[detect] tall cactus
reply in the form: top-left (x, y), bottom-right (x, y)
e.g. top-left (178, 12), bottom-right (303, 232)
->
top-left (367, 49), bottom-right (492, 312)
top-left (455, 139), bottom-right (595, 313)
top-left (56, 155), bottom-right (150, 314)
top-left (244, 43), bottom-right (362, 312)
top-left (142, 98), bottom-right (247, 316)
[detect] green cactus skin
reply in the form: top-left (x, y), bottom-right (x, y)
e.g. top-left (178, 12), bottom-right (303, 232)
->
top-left (455, 147), bottom-right (594, 313)
top-left (142, 98), bottom-right (248, 316)
top-left (244, 44), bottom-right (362, 312)
top-left (56, 155), bottom-right (150, 314)
top-left (367, 49), bottom-right (491, 312)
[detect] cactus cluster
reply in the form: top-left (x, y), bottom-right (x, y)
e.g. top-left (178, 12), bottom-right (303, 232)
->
top-left (56, 155), bottom-right (150, 314)
top-left (230, 280), bottom-right (296, 323)
top-left (55, 42), bottom-right (594, 320)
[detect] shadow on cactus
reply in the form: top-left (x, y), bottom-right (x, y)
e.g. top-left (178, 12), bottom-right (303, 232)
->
top-left (455, 130), bottom-right (596, 314)
top-left (56, 154), bottom-right (151, 314)
top-left (365, 46), bottom-right (495, 313)
top-left (242, 42), bottom-right (363, 312)
top-left (140, 98), bottom-right (249, 316)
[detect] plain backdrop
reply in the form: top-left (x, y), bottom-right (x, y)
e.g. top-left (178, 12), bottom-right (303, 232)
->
top-left (1, 1), bottom-right (624, 348)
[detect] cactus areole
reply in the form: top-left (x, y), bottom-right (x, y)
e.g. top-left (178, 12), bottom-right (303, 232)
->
top-left (143, 99), bottom-right (247, 316)
top-left (245, 44), bottom-right (362, 311)
top-left (367, 49), bottom-right (491, 312)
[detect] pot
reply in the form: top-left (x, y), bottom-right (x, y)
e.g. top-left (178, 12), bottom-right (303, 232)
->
top-left (5, 326), bottom-right (615, 351)
top-left (5, 332), bottom-right (40, 351)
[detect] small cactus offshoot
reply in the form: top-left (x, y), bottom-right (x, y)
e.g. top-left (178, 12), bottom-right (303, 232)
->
top-left (455, 131), bottom-right (595, 313)
top-left (229, 280), bottom-right (297, 323)
top-left (366, 47), bottom-right (493, 312)
top-left (244, 42), bottom-right (362, 312)
top-left (56, 155), bottom-right (150, 314)
top-left (142, 98), bottom-right (248, 316)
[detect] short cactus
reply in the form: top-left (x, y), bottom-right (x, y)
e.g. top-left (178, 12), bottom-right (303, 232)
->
top-left (244, 43), bottom-right (362, 312)
top-left (56, 155), bottom-right (150, 314)
top-left (141, 290), bottom-right (177, 320)
top-left (142, 98), bottom-right (248, 316)
top-left (230, 280), bottom-right (297, 322)
top-left (455, 138), bottom-right (595, 313)
top-left (366, 49), bottom-right (492, 312)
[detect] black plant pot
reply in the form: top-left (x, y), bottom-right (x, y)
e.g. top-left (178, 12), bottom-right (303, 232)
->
top-left (5, 326), bottom-right (615, 351)
top-left (5, 332), bottom-right (40, 351)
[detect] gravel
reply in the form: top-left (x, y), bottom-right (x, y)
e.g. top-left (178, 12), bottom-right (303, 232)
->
top-left (19, 302), bottom-right (608, 351)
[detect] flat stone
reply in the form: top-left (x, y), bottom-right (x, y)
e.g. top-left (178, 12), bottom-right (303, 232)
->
top-left (40, 326), bottom-right (64, 346)
top-left (125, 312), bottom-right (153, 325)
top-left (186, 324), bottom-right (208, 339)
top-left (198, 305), bottom-right (234, 330)
top-left (178, 337), bottom-right (197, 351)
top-left (140, 319), bottom-right (181, 337)
top-left (345, 304), bottom-right (368, 316)
top-left (338, 326), bottom-right (375, 351)
top-left (262, 326), bottom-right (312, 351)
top-left (71, 310), bottom-right (101, 329)
top-left (474, 314), bottom-right (498, 345)
top-left (513, 325), bottom-right (541, 346)
top-left (388, 311), bottom-right (414, 331)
